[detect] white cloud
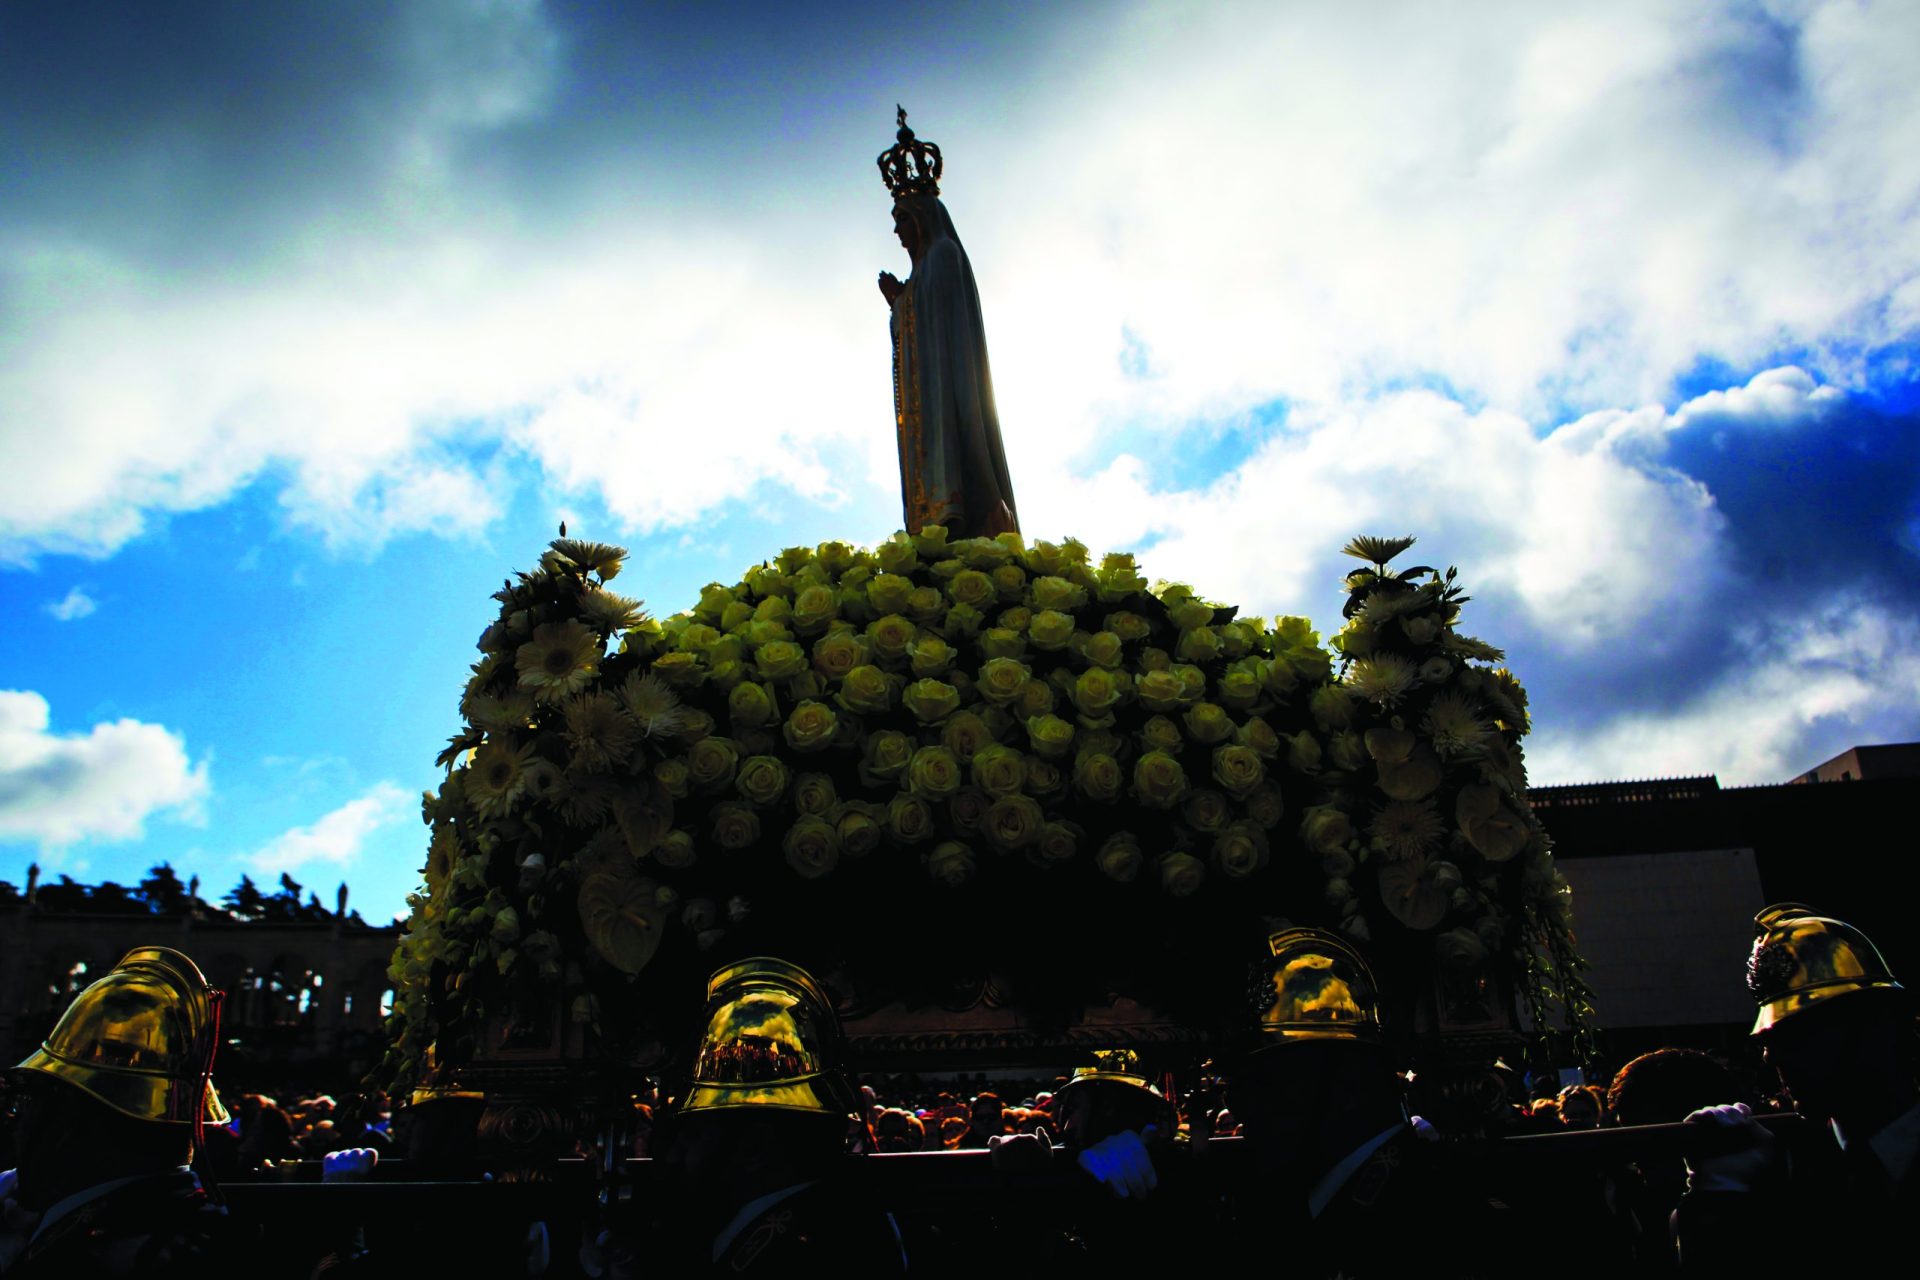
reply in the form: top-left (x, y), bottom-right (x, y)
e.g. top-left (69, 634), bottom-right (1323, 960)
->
top-left (43, 586), bottom-right (96, 620)
top-left (0, 690), bottom-right (209, 847)
top-left (1025, 386), bottom-right (1726, 649)
top-left (243, 782), bottom-right (411, 876)
top-left (2, 1), bottom-right (1915, 562)
top-left (1526, 596), bottom-right (1920, 785)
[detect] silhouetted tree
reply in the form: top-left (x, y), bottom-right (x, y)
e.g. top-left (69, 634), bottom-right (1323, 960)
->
top-left (139, 863), bottom-right (191, 914)
top-left (36, 875), bottom-right (89, 913)
top-left (90, 880), bottom-right (145, 914)
top-left (224, 875), bottom-right (268, 921)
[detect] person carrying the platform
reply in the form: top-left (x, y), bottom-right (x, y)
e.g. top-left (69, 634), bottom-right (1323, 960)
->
top-left (591, 957), bottom-right (904, 1276)
top-left (1674, 903), bottom-right (1918, 1269)
top-left (0, 946), bottom-right (242, 1278)
top-left (1222, 926), bottom-right (1502, 1278)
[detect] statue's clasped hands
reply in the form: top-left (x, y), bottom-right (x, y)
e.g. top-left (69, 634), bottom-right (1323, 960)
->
top-left (877, 271), bottom-right (904, 305)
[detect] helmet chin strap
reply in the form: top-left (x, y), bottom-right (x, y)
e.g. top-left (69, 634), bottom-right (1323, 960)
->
top-left (194, 989), bottom-right (225, 1151)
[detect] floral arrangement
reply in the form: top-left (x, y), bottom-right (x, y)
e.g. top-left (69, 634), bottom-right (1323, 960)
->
top-left (381, 529), bottom-right (1592, 1092)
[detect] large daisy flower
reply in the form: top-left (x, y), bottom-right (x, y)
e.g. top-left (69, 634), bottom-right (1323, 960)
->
top-left (550, 538), bottom-right (626, 580)
top-left (469, 738), bottom-right (535, 817)
top-left (564, 690), bottom-right (639, 772)
top-left (517, 620), bottom-right (601, 701)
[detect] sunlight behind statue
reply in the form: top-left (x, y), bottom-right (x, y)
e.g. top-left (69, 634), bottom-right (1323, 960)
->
top-left (877, 108), bottom-right (1020, 539)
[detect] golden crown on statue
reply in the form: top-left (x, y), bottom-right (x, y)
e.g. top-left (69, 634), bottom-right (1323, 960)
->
top-left (877, 105), bottom-right (942, 199)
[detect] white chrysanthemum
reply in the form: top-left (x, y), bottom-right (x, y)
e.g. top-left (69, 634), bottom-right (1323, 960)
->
top-left (1369, 800), bottom-right (1445, 861)
top-left (617, 672), bottom-right (687, 739)
top-left (564, 690), bottom-right (639, 772)
top-left (1346, 653), bottom-right (1417, 706)
top-left (578, 586), bottom-right (648, 633)
top-left (1423, 691), bottom-right (1492, 757)
top-left (1443, 633), bottom-right (1506, 663)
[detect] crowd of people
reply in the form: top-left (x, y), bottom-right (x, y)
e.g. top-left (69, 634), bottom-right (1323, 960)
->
top-left (0, 904), bottom-right (1912, 1277)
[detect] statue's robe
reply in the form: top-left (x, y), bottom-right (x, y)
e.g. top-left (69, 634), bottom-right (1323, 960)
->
top-left (890, 198), bottom-right (1020, 539)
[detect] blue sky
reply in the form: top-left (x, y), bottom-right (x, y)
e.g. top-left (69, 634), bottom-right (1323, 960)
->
top-left (4, 0), bottom-right (1918, 923)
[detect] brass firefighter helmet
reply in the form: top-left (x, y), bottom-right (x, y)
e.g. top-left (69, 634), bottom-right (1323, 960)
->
top-left (1252, 927), bottom-right (1384, 1048)
top-left (14, 947), bottom-right (230, 1128)
top-left (680, 957), bottom-right (855, 1119)
top-left (1747, 903), bottom-right (1904, 1035)
top-left (1056, 1048), bottom-right (1158, 1095)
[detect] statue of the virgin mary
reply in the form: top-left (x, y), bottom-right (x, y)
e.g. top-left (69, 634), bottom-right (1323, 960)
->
top-left (877, 110), bottom-right (1020, 539)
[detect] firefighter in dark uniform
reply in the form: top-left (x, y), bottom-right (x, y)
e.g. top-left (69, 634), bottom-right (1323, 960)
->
top-left (0, 946), bottom-right (241, 1278)
top-left (595, 956), bottom-right (904, 1276)
top-left (1223, 927), bottom-right (1501, 1279)
top-left (1675, 903), bottom-right (1918, 1270)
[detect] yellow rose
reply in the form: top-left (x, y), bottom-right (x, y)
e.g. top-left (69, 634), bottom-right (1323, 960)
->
top-left (1028, 609), bottom-right (1075, 651)
top-left (948, 787), bottom-right (991, 834)
top-left (1158, 851), bottom-right (1206, 898)
top-left (1072, 667), bottom-right (1125, 720)
top-left (728, 680), bottom-right (778, 730)
top-left (867, 573), bottom-right (914, 616)
top-left (980, 628), bottom-right (1027, 660)
top-left (653, 758), bottom-right (691, 799)
top-left (902, 678), bottom-right (961, 724)
top-left (859, 731), bottom-right (912, 786)
top-left (710, 801), bottom-right (760, 850)
top-left (1177, 626), bottom-right (1221, 663)
top-left (1301, 804), bottom-right (1355, 856)
top-left (781, 699), bottom-right (839, 754)
top-left (834, 801), bottom-right (883, 856)
top-left (941, 711), bottom-right (994, 762)
top-left (791, 583), bottom-right (839, 634)
top-left (686, 736), bottom-right (740, 793)
top-left (924, 840), bottom-right (977, 887)
top-left (866, 613), bottom-right (917, 666)
top-left (967, 744), bottom-right (1029, 794)
top-left (655, 829), bottom-right (698, 869)
top-left (1212, 822), bottom-right (1270, 880)
top-left (835, 664), bottom-right (896, 715)
top-left (907, 745), bottom-right (964, 800)
top-left (811, 628), bottom-right (868, 681)
top-left (1310, 684), bottom-right (1356, 731)
top-left (1072, 752), bottom-right (1124, 803)
top-left (1025, 714), bottom-right (1076, 760)
top-left (984, 795), bottom-right (1045, 849)
top-left (792, 772), bottom-right (837, 816)
top-left (1034, 821), bottom-right (1080, 865)
top-left (1284, 731), bottom-right (1323, 774)
top-left (1096, 833), bottom-right (1144, 883)
top-left (1211, 744), bottom-right (1266, 797)
top-left (1132, 751), bottom-right (1189, 809)
top-left (977, 657), bottom-right (1032, 706)
top-left (1017, 678), bottom-right (1056, 719)
top-left (1082, 630), bottom-right (1126, 669)
top-left (909, 635), bottom-right (956, 678)
top-left (782, 818), bottom-right (841, 880)
top-left (1139, 715), bottom-right (1184, 753)
top-left (1182, 701), bottom-right (1235, 745)
top-left (1244, 782), bottom-right (1286, 828)
top-left (887, 793), bottom-right (936, 845)
top-left (735, 755), bottom-right (790, 807)
top-left (1183, 788), bottom-right (1231, 833)
top-left (1136, 669), bottom-right (1186, 712)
